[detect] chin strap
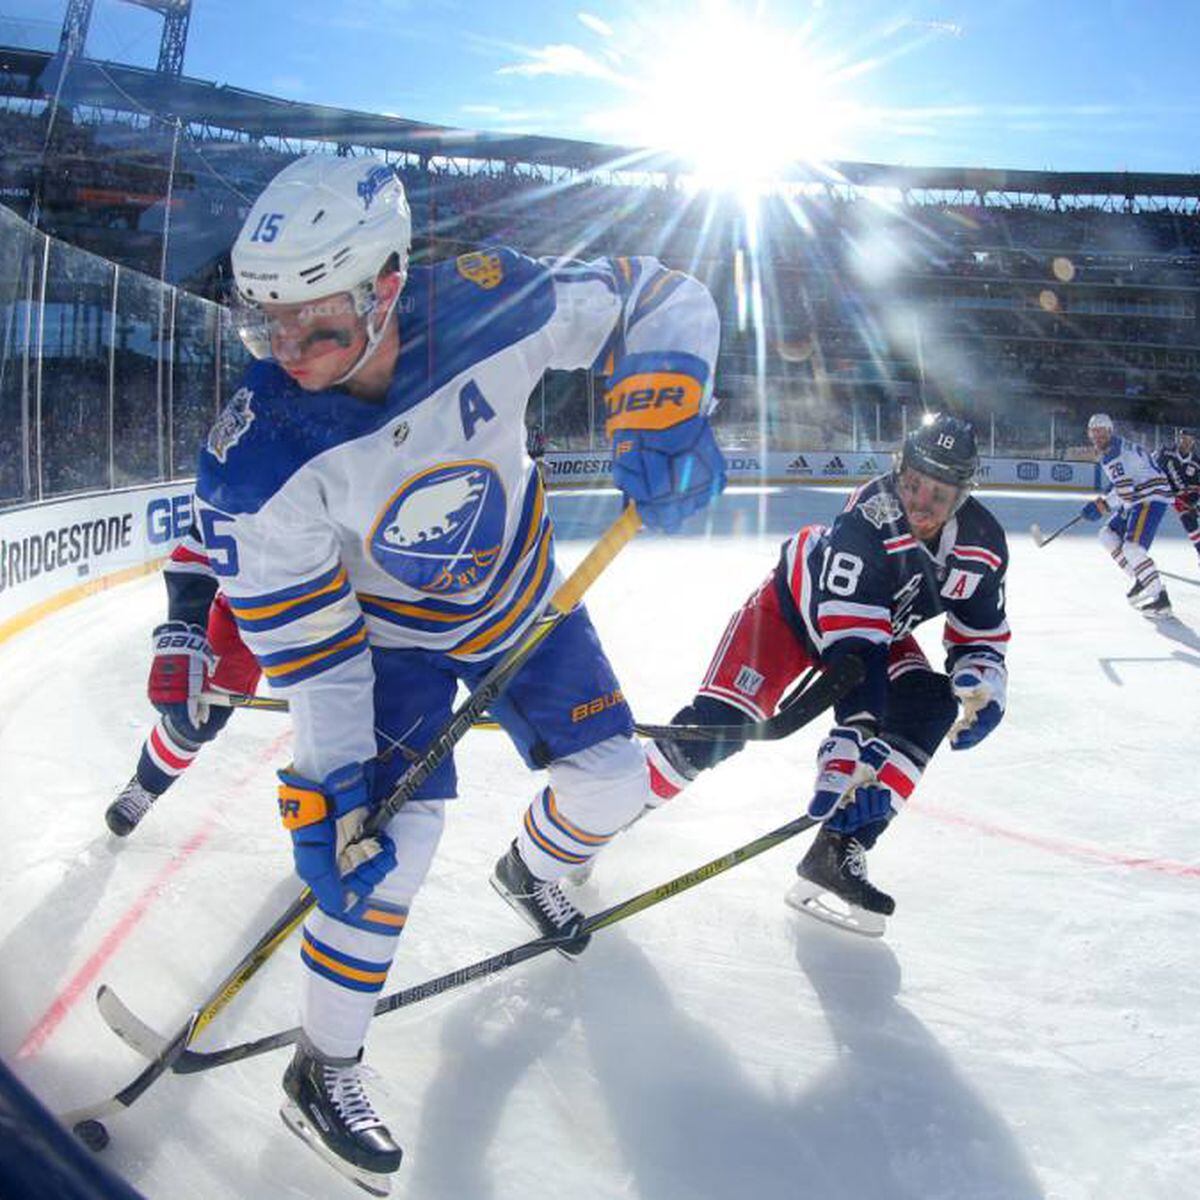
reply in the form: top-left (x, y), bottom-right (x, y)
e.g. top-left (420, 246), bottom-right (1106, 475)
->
top-left (331, 273), bottom-right (406, 387)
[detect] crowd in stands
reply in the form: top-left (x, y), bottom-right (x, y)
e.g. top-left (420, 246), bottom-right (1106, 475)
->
top-left (2, 95), bottom-right (1198, 501)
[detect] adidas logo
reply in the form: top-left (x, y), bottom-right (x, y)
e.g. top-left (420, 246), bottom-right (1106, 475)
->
top-left (825, 456), bottom-right (848, 474)
top-left (787, 455), bottom-right (812, 474)
top-left (860, 457), bottom-right (877, 472)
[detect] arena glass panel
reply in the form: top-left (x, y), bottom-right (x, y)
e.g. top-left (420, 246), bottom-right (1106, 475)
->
top-left (170, 290), bottom-right (219, 480)
top-left (111, 270), bottom-right (165, 487)
top-left (0, 205), bottom-right (40, 506)
top-left (38, 240), bottom-right (116, 498)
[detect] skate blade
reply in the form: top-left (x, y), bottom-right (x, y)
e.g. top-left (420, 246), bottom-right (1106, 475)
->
top-left (784, 880), bottom-right (886, 938)
top-left (488, 876), bottom-right (586, 960)
top-left (280, 1101), bottom-right (394, 1197)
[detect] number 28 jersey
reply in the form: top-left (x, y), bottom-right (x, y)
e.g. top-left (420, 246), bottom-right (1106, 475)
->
top-left (774, 475), bottom-right (1011, 725)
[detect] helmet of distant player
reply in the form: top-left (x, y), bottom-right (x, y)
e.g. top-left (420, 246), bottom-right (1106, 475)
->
top-left (231, 154), bottom-right (412, 385)
top-left (1086, 412), bottom-right (1114, 453)
top-left (893, 413), bottom-right (979, 540)
top-left (1177, 427), bottom-right (1196, 456)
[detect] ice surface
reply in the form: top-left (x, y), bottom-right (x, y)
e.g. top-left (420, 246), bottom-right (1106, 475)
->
top-left (2, 486), bottom-right (1198, 1200)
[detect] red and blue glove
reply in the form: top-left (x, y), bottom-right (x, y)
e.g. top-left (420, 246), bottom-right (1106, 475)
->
top-left (807, 726), bottom-right (893, 826)
top-left (278, 763), bottom-right (397, 916)
top-left (1081, 496), bottom-right (1110, 521)
top-left (605, 354), bottom-right (726, 532)
top-left (147, 620), bottom-right (229, 743)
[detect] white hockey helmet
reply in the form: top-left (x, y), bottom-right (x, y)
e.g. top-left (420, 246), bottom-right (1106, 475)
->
top-left (232, 155), bottom-right (411, 381)
top-left (1087, 412), bottom-right (1114, 432)
top-left (233, 154), bottom-right (411, 306)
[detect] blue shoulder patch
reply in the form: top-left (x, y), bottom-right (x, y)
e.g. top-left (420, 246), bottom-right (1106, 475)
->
top-left (197, 360), bottom-right (393, 516)
top-left (388, 251), bottom-right (555, 412)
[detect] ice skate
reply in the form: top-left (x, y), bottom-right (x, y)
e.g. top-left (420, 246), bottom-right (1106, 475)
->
top-left (104, 777), bottom-right (158, 837)
top-left (280, 1044), bottom-right (402, 1196)
top-left (785, 826), bottom-right (894, 938)
top-left (1125, 577), bottom-right (1150, 608)
top-left (491, 840), bottom-right (590, 957)
top-left (1141, 589), bottom-right (1172, 619)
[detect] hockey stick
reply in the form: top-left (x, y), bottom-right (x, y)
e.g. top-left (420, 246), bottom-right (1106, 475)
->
top-left (1029, 512), bottom-right (1084, 548)
top-left (1159, 570), bottom-right (1200, 589)
top-left (61, 504), bottom-right (642, 1141)
top-left (97, 656), bottom-right (860, 1078)
top-left (200, 685), bottom-right (822, 744)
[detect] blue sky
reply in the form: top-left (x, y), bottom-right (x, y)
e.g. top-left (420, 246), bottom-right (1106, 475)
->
top-left (6, 0), bottom-right (1200, 175)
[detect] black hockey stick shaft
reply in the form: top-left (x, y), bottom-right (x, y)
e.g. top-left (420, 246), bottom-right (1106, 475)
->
top-left (203, 681), bottom-right (818, 744)
top-left (168, 658), bottom-right (858, 1076)
top-left (66, 506), bottom-right (641, 1131)
top-left (1032, 512), bottom-right (1084, 547)
top-left (173, 814), bottom-right (823, 1074)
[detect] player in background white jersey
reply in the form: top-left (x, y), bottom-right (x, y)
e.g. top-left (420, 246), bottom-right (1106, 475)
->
top-left (193, 154), bottom-right (724, 1192)
top-left (1080, 413), bottom-right (1172, 617)
top-left (104, 528), bottom-right (261, 835)
top-left (1154, 427), bottom-right (1200, 566)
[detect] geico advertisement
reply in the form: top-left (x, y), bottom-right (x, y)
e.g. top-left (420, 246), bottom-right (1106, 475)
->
top-left (0, 483), bottom-right (194, 620)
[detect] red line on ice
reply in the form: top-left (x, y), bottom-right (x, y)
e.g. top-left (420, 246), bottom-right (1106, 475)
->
top-left (914, 802), bottom-right (1200, 878)
top-left (17, 730), bottom-right (292, 1059)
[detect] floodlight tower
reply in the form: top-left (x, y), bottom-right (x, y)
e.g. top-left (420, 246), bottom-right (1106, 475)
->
top-left (57, 0), bottom-right (193, 76)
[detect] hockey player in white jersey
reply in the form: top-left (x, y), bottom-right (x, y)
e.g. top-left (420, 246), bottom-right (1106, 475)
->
top-left (194, 154), bottom-right (724, 1192)
top-left (1081, 413), bottom-right (1172, 617)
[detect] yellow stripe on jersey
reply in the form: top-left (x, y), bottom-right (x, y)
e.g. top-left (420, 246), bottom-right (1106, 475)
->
top-left (260, 623), bottom-right (368, 681)
top-left (451, 525), bottom-right (553, 657)
top-left (229, 567), bottom-right (349, 623)
top-left (301, 938), bottom-right (390, 986)
top-left (604, 372), bottom-right (704, 437)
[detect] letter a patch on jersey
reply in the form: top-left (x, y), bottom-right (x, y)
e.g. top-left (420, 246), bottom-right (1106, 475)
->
top-left (940, 568), bottom-right (982, 600)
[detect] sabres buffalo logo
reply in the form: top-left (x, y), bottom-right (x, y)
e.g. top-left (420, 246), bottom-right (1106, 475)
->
top-left (368, 461), bottom-right (506, 595)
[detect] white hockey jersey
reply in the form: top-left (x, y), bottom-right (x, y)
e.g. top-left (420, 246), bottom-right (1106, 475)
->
top-left (195, 248), bottom-right (719, 778)
top-left (1097, 435), bottom-right (1171, 509)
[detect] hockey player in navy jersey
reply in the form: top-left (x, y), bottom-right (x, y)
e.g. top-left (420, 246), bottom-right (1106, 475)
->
top-left (104, 528), bottom-right (261, 835)
top-left (194, 154), bottom-right (723, 1190)
top-left (645, 414), bottom-right (1010, 936)
top-left (1154, 427), bottom-right (1200, 566)
top-left (1081, 413), bottom-right (1173, 616)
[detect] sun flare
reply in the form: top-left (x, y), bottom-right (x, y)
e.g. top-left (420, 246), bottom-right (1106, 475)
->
top-left (631, 6), bottom-right (852, 188)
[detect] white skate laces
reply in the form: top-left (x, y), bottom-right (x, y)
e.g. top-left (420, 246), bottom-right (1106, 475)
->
top-left (531, 879), bottom-right (580, 932)
top-left (843, 840), bottom-right (870, 880)
top-left (324, 1062), bottom-right (385, 1134)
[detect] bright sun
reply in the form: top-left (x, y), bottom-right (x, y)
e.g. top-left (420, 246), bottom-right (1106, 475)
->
top-left (631, 6), bottom-right (851, 188)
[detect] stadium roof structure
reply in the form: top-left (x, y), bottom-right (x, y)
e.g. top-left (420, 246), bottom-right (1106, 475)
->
top-left (5, 45), bottom-right (1200, 204)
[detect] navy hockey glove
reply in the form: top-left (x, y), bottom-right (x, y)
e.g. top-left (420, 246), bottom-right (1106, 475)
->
top-left (807, 727), bottom-right (892, 822)
top-left (1081, 497), bottom-right (1110, 521)
top-left (826, 783), bottom-right (893, 835)
top-left (147, 620), bottom-right (225, 743)
top-left (278, 763), bottom-right (397, 916)
top-left (949, 660), bottom-right (1007, 750)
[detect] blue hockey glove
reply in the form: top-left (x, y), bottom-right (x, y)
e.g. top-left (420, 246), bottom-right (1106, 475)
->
top-left (1081, 497), bottom-right (1110, 522)
top-left (807, 726), bottom-right (893, 822)
top-left (611, 415), bottom-right (726, 532)
top-left (949, 660), bottom-right (1008, 750)
top-left (605, 355), bottom-right (725, 532)
top-left (278, 762), bottom-right (397, 915)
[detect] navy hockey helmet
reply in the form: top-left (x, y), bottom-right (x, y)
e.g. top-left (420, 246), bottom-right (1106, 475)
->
top-left (896, 413), bottom-right (979, 491)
